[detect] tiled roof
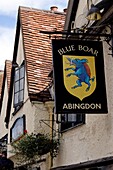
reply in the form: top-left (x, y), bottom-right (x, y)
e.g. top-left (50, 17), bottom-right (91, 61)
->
top-left (5, 60), bottom-right (12, 92)
top-left (0, 71), bottom-right (4, 100)
top-left (0, 60), bottom-right (12, 121)
top-left (19, 7), bottom-right (65, 99)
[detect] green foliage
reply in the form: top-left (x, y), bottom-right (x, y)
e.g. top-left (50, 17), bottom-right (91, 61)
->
top-left (11, 133), bottom-right (60, 161)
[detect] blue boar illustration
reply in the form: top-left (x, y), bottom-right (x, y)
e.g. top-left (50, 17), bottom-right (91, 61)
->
top-left (65, 58), bottom-right (95, 91)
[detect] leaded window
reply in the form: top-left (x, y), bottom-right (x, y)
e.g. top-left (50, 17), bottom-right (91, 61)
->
top-left (14, 63), bottom-right (25, 107)
top-left (10, 115), bottom-right (26, 142)
top-left (60, 113), bottom-right (85, 131)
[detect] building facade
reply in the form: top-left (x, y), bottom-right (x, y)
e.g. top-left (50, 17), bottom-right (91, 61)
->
top-left (51, 0), bottom-right (113, 170)
top-left (0, 6), bottom-right (66, 170)
top-left (1, 1), bottom-right (113, 170)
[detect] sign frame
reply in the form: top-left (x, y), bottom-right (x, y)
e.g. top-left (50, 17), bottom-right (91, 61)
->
top-left (52, 39), bottom-right (108, 114)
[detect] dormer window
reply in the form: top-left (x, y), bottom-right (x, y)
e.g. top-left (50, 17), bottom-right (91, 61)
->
top-left (14, 62), bottom-right (25, 108)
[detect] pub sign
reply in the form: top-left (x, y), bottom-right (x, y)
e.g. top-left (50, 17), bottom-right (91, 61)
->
top-left (52, 39), bottom-right (108, 114)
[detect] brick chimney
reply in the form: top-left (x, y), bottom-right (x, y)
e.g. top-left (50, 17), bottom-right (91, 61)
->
top-left (50, 6), bottom-right (58, 12)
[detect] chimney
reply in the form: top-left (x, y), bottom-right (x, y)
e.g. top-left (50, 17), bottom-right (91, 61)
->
top-left (63, 8), bottom-right (67, 13)
top-left (0, 70), bottom-right (3, 74)
top-left (50, 6), bottom-right (58, 12)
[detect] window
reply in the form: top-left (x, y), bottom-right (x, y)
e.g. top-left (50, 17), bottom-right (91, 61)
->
top-left (60, 113), bottom-right (85, 131)
top-left (0, 134), bottom-right (8, 151)
top-left (10, 115), bottom-right (26, 142)
top-left (14, 62), bottom-right (25, 107)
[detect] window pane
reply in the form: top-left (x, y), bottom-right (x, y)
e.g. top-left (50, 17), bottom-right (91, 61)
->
top-left (20, 79), bottom-right (24, 90)
top-left (77, 114), bottom-right (84, 122)
top-left (61, 114), bottom-right (67, 122)
top-left (15, 69), bottom-right (19, 81)
top-left (12, 117), bottom-right (24, 142)
top-left (14, 93), bottom-right (19, 105)
top-left (15, 81), bottom-right (19, 93)
top-left (68, 114), bottom-right (77, 122)
top-left (19, 90), bottom-right (24, 102)
top-left (20, 66), bottom-right (24, 79)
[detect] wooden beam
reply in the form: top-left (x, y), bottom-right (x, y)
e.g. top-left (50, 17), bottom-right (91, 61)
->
top-left (51, 156), bottom-right (113, 170)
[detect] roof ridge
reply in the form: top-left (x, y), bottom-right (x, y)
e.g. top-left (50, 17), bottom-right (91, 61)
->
top-left (19, 6), bottom-right (66, 15)
top-left (5, 60), bottom-right (12, 63)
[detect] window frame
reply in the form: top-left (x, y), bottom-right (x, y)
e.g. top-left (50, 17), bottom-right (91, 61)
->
top-left (14, 62), bottom-right (25, 108)
top-left (57, 113), bottom-right (85, 132)
top-left (10, 115), bottom-right (26, 142)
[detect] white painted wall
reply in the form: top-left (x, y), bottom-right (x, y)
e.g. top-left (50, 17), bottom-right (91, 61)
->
top-left (72, 0), bottom-right (102, 29)
top-left (7, 28), bottom-right (52, 170)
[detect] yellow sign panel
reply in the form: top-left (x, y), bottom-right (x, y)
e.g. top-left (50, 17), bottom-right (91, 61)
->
top-left (63, 55), bottom-right (96, 101)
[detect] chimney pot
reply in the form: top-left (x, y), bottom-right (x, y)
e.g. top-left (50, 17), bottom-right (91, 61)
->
top-left (63, 8), bottom-right (67, 13)
top-left (50, 6), bottom-right (58, 12)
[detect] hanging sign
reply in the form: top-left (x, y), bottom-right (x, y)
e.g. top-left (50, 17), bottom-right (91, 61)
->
top-left (52, 39), bottom-right (108, 114)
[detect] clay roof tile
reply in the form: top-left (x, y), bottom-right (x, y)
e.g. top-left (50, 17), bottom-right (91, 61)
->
top-left (19, 7), bottom-right (65, 99)
top-left (5, 60), bottom-right (12, 92)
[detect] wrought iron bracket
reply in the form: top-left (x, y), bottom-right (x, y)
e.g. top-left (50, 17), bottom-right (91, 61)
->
top-left (40, 30), bottom-right (113, 56)
top-left (40, 30), bottom-right (113, 38)
top-left (39, 119), bottom-right (58, 134)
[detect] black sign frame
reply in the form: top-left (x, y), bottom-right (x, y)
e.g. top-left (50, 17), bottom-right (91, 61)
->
top-left (52, 39), bottom-right (108, 114)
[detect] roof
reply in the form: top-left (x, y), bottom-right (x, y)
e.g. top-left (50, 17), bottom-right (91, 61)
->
top-left (19, 6), bottom-right (66, 100)
top-left (0, 60), bottom-right (12, 115)
top-left (5, 60), bottom-right (12, 92)
top-left (5, 6), bottom-right (66, 126)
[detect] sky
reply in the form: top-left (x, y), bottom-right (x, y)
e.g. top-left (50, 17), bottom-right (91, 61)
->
top-left (0, 0), bottom-right (68, 70)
